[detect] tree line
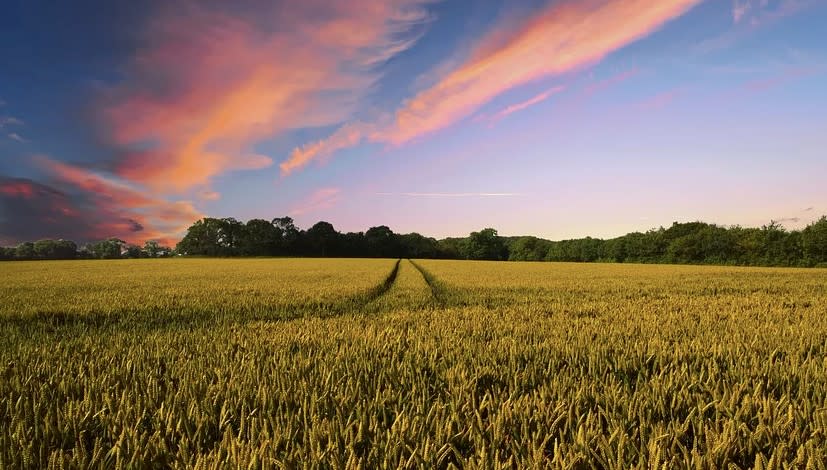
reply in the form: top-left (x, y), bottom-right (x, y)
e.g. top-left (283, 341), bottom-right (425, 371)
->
top-left (2, 215), bottom-right (827, 267)
top-left (0, 238), bottom-right (173, 260)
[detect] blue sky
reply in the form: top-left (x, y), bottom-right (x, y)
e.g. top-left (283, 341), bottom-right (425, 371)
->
top-left (1, 0), bottom-right (825, 245)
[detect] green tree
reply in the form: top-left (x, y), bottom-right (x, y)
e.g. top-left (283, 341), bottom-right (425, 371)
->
top-left (0, 247), bottom-right (14, 260)
top-left (466, 228), bottom-right (508, 260)
top-left (176, 218), bottom-right (223, 256)
top-left (305, 221), bottom-right (340, 257)
top-left (272, 217), bottom-right (299, 254)
top-left (14, 242), bottom-right (35, 260)
top-left (508, 236), bottom-right (549, 261)
top-left (239, 219), bottom-right (279, 256)
top-left (667, 225), bottom-right (736, 264)
top-left (217, 218), bottom-right (245, 255)
top-left (143, 240), bottom-right (162, 258)
top-left (88, 238), bottom-right (125, 259)
top-left (399, 233), bottom-right (439, 259)
top-left (365, 226), bottom-right (399, 258)
top-left (32, 239), bottom-right (77, 260)
top-left (123, 245), bottom-right (143, 258)
top-left (437, 238), bottom-right (465, 259)
top-left (802, 216), bottom-right (827, 266)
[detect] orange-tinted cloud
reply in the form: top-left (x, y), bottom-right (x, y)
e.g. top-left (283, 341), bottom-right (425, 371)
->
top-left (0, 177), bottom-right (80, 245)
top-left (386, 0), bottom-right (701, 145)
top-left (583, 68), bottom-right (641, 96)
top-left (488, 86), bottom-right (566, 124)
top-left (281, 122), bottom-right (375, 176)
top-left (106, 1), bottom-right (433, 192)
top-left (33, 156), bottom-right (202, 245)
top-left (283, 0), bottom-right (701, 174)
top-left (199, 190), bottom-right (221, 201)
top-left (0, 179), bottom-right (35, 199)
top-left (289, 187), bottom-right (341, 216)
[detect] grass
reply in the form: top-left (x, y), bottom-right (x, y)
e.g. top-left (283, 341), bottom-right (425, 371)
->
top-left (1, 259), bottom-right (826, 468)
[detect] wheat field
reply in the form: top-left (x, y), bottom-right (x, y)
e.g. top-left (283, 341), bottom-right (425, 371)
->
top-left (1, 259), bottom-right (826, 468)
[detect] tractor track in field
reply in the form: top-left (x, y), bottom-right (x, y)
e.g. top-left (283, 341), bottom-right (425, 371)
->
top-left (408, 259), bottom-right (449, 307)
top-left (4, 259), bottom-right (432, 331)
top-left (362, 259), bottom-right (450, 312)
top-left (358, 258), bottom-right (401, 306)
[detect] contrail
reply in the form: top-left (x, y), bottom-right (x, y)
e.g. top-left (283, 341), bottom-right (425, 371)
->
top-left (375, 192), bottom-right (520, 198)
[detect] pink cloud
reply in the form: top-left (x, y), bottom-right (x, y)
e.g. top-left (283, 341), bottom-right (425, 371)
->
top-left (199, 190), bottom-right (221, 201)
top-left (634, 88), bottom-right (684, 111)
top-left (487, 86), bottom-right (566, 124)
top-left (104, 1), bottom-right (433, 192)
top-left (289, 187), bottom-right (342, 216)
top-left (584, 68), bottom-right (641, 96)
top-left (282, 0), bottom-right (701, 174)
top-left (385, 0), bottom-right (700, 145)
top-left (280, 122), bottom-right (375, 176)
top-left (34, 156), bottom-right (203, 245)
top-left (742, 67), bottom-right (820, 92)
top-left (0, 180), bottom-right (35, 199)
top-left (732, 0), bottom-right (753, 23)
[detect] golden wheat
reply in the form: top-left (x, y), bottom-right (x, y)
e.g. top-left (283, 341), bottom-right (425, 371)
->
top-left (1, 258), bottom-right (825, 468)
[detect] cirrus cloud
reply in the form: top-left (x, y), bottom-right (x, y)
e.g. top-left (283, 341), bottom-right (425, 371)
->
top-left (104, 0), bottom-right (434, 192)
top-left (289, 187), bottom-right (342, 216)
top-left (281, 0), bottom-right (702, 175)
top-left (2, 0), bottom-right (437, 245)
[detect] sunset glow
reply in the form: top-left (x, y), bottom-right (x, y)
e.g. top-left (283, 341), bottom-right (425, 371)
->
top-left (1, 0), bottom-right (826, 244)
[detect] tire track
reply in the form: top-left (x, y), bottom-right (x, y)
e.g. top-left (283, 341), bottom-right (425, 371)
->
top-left (408, 259), bottom-right (450, 307)
top-left (356, 258), bottom-right (401, 306)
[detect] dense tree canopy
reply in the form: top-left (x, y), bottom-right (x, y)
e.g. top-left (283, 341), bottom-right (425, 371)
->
top-left (3, 216), bottom-right (827, 267)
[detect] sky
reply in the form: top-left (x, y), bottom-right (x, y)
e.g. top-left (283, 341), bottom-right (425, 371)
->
top-left (1, 0), bottom-right (826, 246)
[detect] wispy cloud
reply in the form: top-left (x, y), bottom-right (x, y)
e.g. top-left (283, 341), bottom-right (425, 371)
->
top-left (6, 133), bottom-right (27, 143)
top-left (633, 87), bottom-right (684, 111)
top-left (281, 122), bottom-right (374, 176)
top-left (0, 179), bottom-right (36, 199)
top-left (376, 192), bottom-right (519, 198)
top-left (28, 156), bottom-right (203, 245)
top-left (1, 114), bottom-right (26, 143)
top-left (732, 0), bottom-right (814, 25)
top-left (486, 86), bottom-right (566, 124)
top-left (0, 116), bottom-right (22, 127)
top-left (584, 68), bottom-right (640, 96)
top-left (0, 0), bottom-right (435, 244)
top-left (383, 1), bottom-right (699, 145)
top-left (289, 187), bottom-right (341, 216)
top-left (698, 0), bottom-right (817, 53)
top-left (742, 66), bottom-right (820, 93)
top-left (0, 99), bottom-right (27, 143)
top-left (104, 1), bottom-right (433, 192)
top-left (199, 190), bottom-right (221, 201)
top-left (804, 206), bottom-right (814, 212)
top-left (283, 0), bottom-right (701, 174)
top-left (732, 0), bottom-right (752, 23)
